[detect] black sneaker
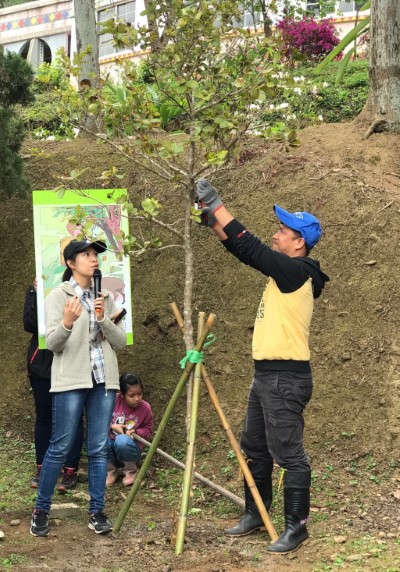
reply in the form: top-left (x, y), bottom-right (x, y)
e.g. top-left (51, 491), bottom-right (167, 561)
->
top-left (31, 465), bottom-right (42, 489)
top-left (58, 467), bottom-right (78, 493)
top-left (30, 509), bottom-right (49, 537)
top-left (88, 511), bottom-right (113, 534)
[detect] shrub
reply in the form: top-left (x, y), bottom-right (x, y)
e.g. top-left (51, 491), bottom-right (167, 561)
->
top-left (20, 59), bottom-right (75, 140)
top-left (20, 89), bottom-right (75, 139)
top-left (32, 61), bottom-right (69, 94)
top-left (262, 60), bottom-right (369, 128)
top-left (0, 51), bottom-right (34, 106)
top-left (0, 108), bottom-right (30, 198)
top-left (0, 52), bottom-right (34, 198)
top-left (277, 17), bottom-right (341, 65)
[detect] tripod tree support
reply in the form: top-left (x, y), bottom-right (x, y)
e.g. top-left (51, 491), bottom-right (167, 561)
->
top-left (170, 302), bottom-right (278, 543)
top-left (133, 433), bottom-right (244, 508)
top-left (114, 312), bottom-right (217, 533)
top-left (175, 312), bottom-right (205, 554)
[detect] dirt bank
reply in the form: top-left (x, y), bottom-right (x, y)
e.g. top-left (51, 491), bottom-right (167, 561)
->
top-left (0, 122), bottom-right (399, 571)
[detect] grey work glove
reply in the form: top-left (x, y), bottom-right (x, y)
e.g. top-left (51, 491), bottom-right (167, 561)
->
top-left (196, 179), bottom-right (223, 213)
top-left (200, 206), bottom-right (218, 228)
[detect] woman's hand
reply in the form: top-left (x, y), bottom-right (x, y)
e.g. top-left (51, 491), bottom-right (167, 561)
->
top-left (94, 293), bottom-right (105, 320)
top-left (63, 296), bottom-right (82, 330)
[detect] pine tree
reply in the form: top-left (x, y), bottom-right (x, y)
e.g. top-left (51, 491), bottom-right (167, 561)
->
top-left (0, 52), bottom-right (34, 198)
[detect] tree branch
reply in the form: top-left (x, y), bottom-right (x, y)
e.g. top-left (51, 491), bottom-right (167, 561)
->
top-left (135, 215), bottom-right (185, 241)
top-left (130, 244), bottom-right (184, 257)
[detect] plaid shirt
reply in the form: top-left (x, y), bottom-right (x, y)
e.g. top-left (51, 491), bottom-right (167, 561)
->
top-left (70, 278), bottom-right (105, 385)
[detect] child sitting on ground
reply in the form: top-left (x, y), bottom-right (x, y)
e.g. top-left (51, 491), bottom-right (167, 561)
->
top-left (107, 372), bottom-right (154, 486)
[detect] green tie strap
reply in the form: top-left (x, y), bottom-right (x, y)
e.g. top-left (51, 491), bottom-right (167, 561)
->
top-left (203, 333), bottom-right (216, 348)
top-left (179, 335), bottom-right (216, 369)
top-left (179, 350), bottom-right (203, 370)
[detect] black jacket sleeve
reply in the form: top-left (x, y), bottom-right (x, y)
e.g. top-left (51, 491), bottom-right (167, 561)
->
top-left (23, 285), bottom-right (53, 379)
top-left (23, 285), bottom-right (38, 335)
top-left (221, 219), bottom-right (311, 293)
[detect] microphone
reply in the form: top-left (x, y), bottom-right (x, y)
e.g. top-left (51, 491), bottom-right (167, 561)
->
top-left (93, 269), bottom-right (102, 312)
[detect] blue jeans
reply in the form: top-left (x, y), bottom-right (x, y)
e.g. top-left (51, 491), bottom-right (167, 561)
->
top-left (108, 434), bottom-right (141, 464)
top-left (35, 384), bottom-right (116, 513)
top-left (30, 376), bottom-right (84, 468)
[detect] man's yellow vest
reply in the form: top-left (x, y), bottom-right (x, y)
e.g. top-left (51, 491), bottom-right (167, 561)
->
top-left (253, 277), bottom-right (313, 362)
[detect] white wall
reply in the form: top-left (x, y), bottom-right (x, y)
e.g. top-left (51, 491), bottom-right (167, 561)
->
top-left (0, 0), bottom-right (370, 70)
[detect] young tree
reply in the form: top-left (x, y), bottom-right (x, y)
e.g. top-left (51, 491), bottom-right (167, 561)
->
top-left (56, 1), bottom-right (295, 416)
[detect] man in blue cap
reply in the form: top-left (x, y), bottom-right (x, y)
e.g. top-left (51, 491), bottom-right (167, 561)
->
top-left (196, 180), bottom-right (329, 554)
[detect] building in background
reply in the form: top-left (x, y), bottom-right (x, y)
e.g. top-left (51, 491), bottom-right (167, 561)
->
top-left (0, 0), bottom-right (369, 71)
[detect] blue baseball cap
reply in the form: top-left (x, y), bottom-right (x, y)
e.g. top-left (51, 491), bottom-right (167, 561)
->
top-left (273, 205), bottom-right (322, 249)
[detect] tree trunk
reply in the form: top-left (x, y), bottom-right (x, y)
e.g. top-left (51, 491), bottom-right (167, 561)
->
top-left (357, 0), bottom-right (400, 134)
top-left (182, 186), bottom-right (195, 431)
top-left (260, 1), bottom-right (272, 38)
top-left (143, 0), bottom-right (178, 54)
top-left (74, 0), bottom-right (100, 135)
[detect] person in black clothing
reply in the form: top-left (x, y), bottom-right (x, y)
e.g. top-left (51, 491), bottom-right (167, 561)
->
top-left (23, 281), bottom-right (84, 491)
top-left (196, 180), bottom-right (329, 554)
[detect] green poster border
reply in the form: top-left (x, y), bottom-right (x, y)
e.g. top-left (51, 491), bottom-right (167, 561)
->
top-left (34, 188), bottom-right (133, 347)
top-left (33, 189), bottom-right (126, 205)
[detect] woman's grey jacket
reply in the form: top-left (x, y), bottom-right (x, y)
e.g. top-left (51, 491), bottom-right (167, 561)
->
top-left (45, 282), bottom-right (126, 392)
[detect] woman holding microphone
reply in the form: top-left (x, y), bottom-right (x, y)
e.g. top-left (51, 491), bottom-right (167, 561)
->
top-left (30, 238), bottom-right (126, 537)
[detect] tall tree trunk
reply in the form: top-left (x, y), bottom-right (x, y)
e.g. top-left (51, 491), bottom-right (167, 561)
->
top-left (260, 1), bottom-right (272, 38)
top-left (74, 0), bottom-right (100, 134)
top-left (143, 0), bottom-right (178, 54)
top-left (357, 0), bottom-right (400, 134)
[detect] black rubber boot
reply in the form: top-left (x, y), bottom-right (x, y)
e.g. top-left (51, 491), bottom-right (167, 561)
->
top-left (225, 461), bottom-right (273, 537)
top-left (267, 470), bottom-right (311, 554)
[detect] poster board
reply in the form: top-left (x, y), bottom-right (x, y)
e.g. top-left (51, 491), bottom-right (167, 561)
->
top-left (32, 189), bottom-right (133, 348)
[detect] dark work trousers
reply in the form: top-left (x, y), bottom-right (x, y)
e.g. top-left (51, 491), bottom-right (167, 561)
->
top-left (30, 375), bottom-right (84, 468)
top-left (240, 370), bottom-right (313, 472)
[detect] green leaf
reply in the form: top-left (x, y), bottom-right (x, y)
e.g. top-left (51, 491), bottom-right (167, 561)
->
top-left (214, 116), bottom-right (234, 129)
top-left (70, 168), bottom-right (88, 180)
top-left (207, 150), bottom-right (228, 165)
top-left (257, 90), bottom-right (266, 102)
top-left (141, 197), bottom-right (161, 217)
top-left (159, 103), bottom-right (183, 127)
top-left (233, 77), bottom-right (245, 88)
top-left (125, 204), bottom-right (138, 215)
top-left (315, 17), bottom-right (370, 73)
top-left (150, 237), bottom-right (162, 248)
top-left (335, 47), bottom-right (355, 85)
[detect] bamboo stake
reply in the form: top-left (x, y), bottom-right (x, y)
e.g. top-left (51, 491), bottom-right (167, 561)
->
top-left (170, 302), bottom-right (278, 542)
top-left (133, 433), bottom-right (244, 508)
top-left (114, 313), bottom-right (216, 533)
top-left (175, 312), bottom-right (205, 554)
